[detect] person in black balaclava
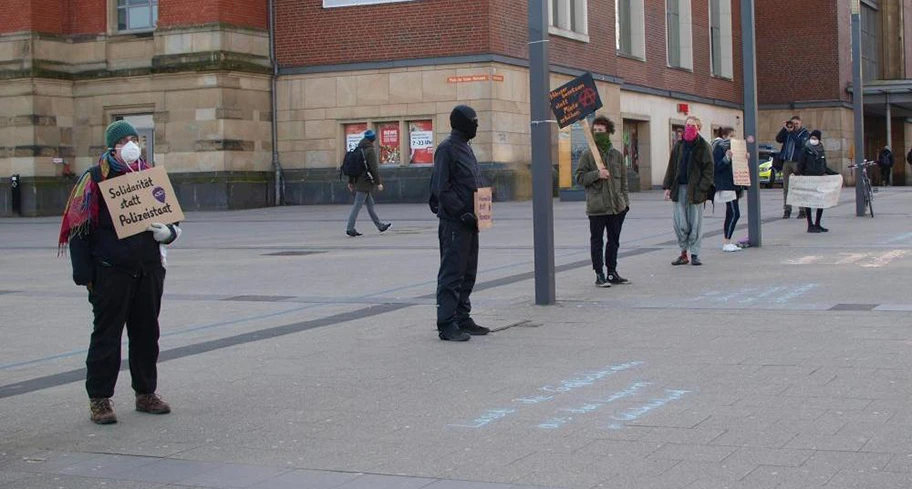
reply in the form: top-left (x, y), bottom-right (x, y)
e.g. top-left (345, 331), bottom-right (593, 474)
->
top-left (428, 105), bottom-right (489, 341)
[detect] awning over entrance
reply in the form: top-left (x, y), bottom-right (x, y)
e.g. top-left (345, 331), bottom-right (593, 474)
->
top-left (848, 79), bottom-right (912, 117)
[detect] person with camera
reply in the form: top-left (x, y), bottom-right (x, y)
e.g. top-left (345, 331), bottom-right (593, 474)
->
top-left (775, 116), bottom-right (810, 219)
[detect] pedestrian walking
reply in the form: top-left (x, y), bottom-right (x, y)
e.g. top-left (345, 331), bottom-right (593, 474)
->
top-left (58, 120), bottom-right (180, 425)
top-left (776, 116), bottom-right (810, 219)
top-left (662, 115), bottom-right (715, 266)
top-left (797, 130), bottom-right (838, 233)
top-left (711, 127), bottom-right (742, 252)
top-left (346, 130), bottom-right (391, 237)
top-left (429, 105), bottom-right (489, 341)
top-left (575, 114), bottom-right (630, 287)
top-left (877, 146), bottom-right (893, 187)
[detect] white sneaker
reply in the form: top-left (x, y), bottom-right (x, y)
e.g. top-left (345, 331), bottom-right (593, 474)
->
top-left (722, 243), bottom-right (741, 252)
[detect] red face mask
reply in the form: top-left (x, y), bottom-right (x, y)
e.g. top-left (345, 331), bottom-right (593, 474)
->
top-left (683, 125), bottom-right (699, 142)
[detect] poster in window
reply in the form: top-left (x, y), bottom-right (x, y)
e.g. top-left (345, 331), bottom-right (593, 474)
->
top-left (377, 122), bottom-right (400, 165)
top-left (409, 120), bottom-right (434, 165)
top-left (344, 123), bottom-right (368, 152)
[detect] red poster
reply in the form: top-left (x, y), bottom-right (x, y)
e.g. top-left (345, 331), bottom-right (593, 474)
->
top-left (409, 120), bottom-right (434, 165)
top-left (344, 123), bottom-right (368, 152)
top-left (377, 122), bottom-right (400, 165)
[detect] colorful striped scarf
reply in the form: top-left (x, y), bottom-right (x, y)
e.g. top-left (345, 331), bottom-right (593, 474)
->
top-left (57, 151), bottom-right (148, 252)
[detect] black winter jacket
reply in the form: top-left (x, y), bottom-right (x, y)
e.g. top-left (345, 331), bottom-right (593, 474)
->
top-left (429, 130), bottom-right (481, 222)
top-left (69, 166), bottom-right (174, 285)
top-left (797, 143), bottom-right (837, 177)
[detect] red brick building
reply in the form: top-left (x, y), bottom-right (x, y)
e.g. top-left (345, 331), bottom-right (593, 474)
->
top-left (755, 0), bottom-right (912, 185)
top-left (1, 0), bottom-right (748, 214)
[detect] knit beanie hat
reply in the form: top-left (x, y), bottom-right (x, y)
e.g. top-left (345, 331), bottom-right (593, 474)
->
top-left (810, 130), bottom-right (822, 140)
top-left (105, 120), bottom-right (139, 149)
top-left (364, 130), bottom-right (376, 142)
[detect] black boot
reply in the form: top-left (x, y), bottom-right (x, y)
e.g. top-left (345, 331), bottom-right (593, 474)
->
top-left (459, 318), bottom-right (490, 335)
top-left (438, 323), bottom-right (470, 341)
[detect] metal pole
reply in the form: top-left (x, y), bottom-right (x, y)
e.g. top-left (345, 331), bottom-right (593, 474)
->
top-left (852, 1), bottom-right (865, 216)
top-left (885, 93), bottom-right (892, 185)
top-left (741, 0), bottom-right (761, 246)
top-left (528, 0), bottom-right (556, 305)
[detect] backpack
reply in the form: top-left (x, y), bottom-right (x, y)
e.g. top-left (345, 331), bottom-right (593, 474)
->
top-left (340, 147), bottom-right (369, 182)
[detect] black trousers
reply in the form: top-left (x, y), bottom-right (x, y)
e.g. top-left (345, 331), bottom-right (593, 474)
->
top-left (436, 219), bottom-right (478, 328)
top-left (85, 263), bottom-right (165, 399)
top-left (589, 211), bottom-right (626, 274)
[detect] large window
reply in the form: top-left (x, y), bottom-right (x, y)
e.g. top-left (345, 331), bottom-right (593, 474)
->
top-left (616, 0), bottom-right (646, 59)
top-left (861, 3), bottom-right (880, 81)
top-left (666, 0), bottom-right (681, 67)
top-left (665, 0), bottom-right (693, 69)
top-left (549, 0), bottom-right (588, 41)
top-left (117, 0), bottom-right (158, 32)
top-left (709, 0), bottom-right (733, 78)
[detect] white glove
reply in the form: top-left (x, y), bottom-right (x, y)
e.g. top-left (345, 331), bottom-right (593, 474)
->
top-left (147, 222), bottom-right (176, 243)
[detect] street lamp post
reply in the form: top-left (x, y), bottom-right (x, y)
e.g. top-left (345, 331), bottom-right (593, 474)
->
top-left (741, 0), bottom-right (761, 247)
top-left (528, 0), bottom-right (556, 305)
top-left (851, 0), bottom-right (865, 216)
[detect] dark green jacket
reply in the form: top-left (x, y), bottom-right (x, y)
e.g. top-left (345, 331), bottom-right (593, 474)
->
top-left (662, 136), bottom-right (714, 204)
top-left (353, 138), bottom-right (381, 193)
top-left (575, 146), bottom-right (628, 216)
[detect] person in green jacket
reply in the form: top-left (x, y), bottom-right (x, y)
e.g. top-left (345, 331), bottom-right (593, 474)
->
top-left (346, 130), bottom-right (391, 237)
top-left (575, 115), bottom-right (630, 287)
top-left (662, 115), bottom-right (714, 266)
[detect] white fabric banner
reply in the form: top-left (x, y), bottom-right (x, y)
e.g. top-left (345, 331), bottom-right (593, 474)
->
top-left (786, 175), bottom-right (844, 209)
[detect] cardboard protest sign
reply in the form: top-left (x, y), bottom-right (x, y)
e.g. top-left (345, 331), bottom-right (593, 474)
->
top-left (786, 175), bottom-right (844, 209)
top-left (474, 187), bottom-right (493, 231)
top-left (548, 73), bottom-right (608, 174)
top-left (98, 166), bottom-right (185, 239)
top-left (730, 138), bottom-right (751, 186)
top-left (549, 73), bottom-right (602, 129)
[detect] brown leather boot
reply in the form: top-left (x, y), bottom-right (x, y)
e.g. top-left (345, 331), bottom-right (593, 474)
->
top-left (135, 393), bottom-right (171, 414)
top-left (89, 398), bottom-right (117, 425)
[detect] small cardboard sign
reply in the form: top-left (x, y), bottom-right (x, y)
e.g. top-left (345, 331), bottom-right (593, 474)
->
top-left (786, 175), bottom-right (844, 209)
top-left (730, 139), bottom-right (751, 186)
top-left (98, 166), bottom-right (185, 239)
top-left (474, 187), bottom-right (493, 231)
top-left (549, 73), bottom-right (603, 129)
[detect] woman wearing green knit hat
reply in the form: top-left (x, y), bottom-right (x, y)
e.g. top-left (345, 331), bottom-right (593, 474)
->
top-left (59, 120), bottom-right (181, 425)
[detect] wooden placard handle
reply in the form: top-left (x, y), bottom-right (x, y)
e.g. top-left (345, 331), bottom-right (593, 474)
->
top-left (580, 119), bottom-right (609, 176)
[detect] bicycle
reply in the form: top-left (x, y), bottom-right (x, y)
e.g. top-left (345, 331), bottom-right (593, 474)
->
top-left (851, 160), bottom-right (877, 218)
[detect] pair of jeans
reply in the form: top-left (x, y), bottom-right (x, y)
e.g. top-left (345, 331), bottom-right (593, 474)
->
top-left (782, 160), bottom-right (800, 212)
top-left (589, 212), bottom-right (626, 274)
top-left (346, 191), bottom-right (383, 232)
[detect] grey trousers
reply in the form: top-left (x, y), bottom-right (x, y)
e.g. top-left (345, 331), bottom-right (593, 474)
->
top-left (673, 185), bottom-right (703, 256)
top-left (346, 192), bottom-right (383, 232)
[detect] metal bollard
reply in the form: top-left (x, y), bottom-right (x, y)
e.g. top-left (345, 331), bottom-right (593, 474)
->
top-left (10, 174), bottom-right (21, 216)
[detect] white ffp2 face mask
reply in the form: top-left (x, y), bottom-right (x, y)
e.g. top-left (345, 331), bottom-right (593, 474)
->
top-left (809, 139), bottom-right (819, 146)
top-left (119, 141), bottom-right (141, 163)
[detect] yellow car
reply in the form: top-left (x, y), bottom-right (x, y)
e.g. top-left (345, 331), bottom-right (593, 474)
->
top-left (758, 158), bottom-right (783, 188)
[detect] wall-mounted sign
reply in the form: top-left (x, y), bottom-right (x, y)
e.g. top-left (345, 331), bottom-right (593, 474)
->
top-left (323, 0), bottom-right (416, 7)
top-left (447, 75), bottom-right (505, 83)
top-left (409, 120), bottom-right (434, 165)
top-left (344, 123), bottom-right (368, 152)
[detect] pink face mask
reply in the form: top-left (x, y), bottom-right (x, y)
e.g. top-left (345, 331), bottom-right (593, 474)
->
top-left (683, 125), bottom-right (699, 142)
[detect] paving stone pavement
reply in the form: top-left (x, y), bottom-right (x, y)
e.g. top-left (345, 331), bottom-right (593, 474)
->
top-left (1, 188), bottom-right (912, 488)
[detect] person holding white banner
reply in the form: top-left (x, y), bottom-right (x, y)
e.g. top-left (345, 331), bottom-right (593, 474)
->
top-left (796, 130), bottom-right (838, 233)
top-left (58, 120), bottom-right (180, 425)
top-left (711, 127), bottom-right (742, 252)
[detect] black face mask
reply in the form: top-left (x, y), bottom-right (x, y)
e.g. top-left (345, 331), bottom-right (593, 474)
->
top-left (450, 105), bottom-right (478, 140)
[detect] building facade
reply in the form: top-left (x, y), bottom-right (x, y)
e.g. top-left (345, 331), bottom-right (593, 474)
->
top-left (756, 0), bottom-right (912, 186)
top-left (1, 0), bottom-right (747, 215)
